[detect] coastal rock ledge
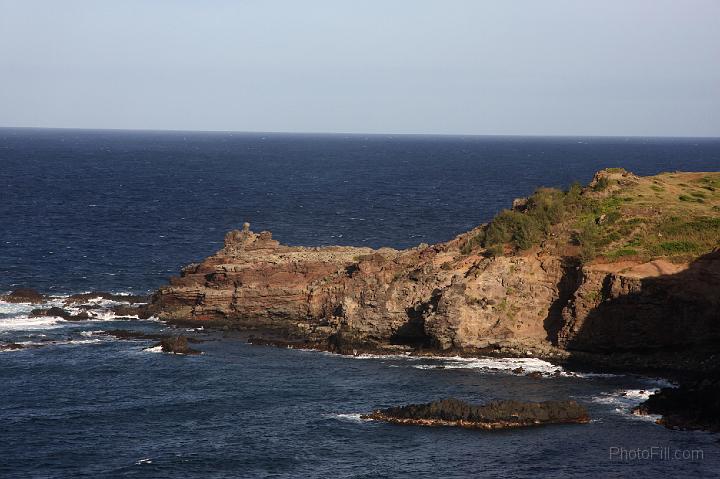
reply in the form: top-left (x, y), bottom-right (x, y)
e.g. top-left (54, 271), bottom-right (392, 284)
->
top-left (361, 398), bottom-right (590, 429)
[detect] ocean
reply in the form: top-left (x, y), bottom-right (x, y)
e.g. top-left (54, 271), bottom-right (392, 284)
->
top-left (1, 128), bottom-right (719, 478)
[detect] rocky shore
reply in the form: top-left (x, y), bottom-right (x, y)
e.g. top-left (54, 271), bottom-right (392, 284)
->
top-left (8, 169), bottom-right (718, 430)
top-left (144, 169), bottom-right (720, 430)
top-left (633, 374), bottom-right (720, 432)
top-left (148, 170), bottom-right (719, 369)
top-left (361, 398), bottom-right (590, 429)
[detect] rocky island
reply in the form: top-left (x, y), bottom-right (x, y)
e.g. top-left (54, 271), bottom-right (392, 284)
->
top-left (142, 169), bottom-right (719, 430)
top-left (361, 398), bottom-right (590, 429)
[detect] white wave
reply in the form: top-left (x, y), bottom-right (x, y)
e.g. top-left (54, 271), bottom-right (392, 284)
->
top-left (18, 338), bottom-right (105, 347)
top-left (135, 458), bottom-right (153, 465)
top-left (0, 315), bottom-right (66, 331)
top-left (592, 388), bottom-right (654, 408)
top-left (351, 352), bottom-right (416, 360)
top-left (68, 297), bottom-right (128, 308)
top-left (642, 377), bottom-right (676, 389)
top-left (589, 384), bottom-right (674, 423)
top-left (573, 372), bottom-right (622, 379)
top-left (329, 413), bottom-right (367, 424)
top-left (144, 345), bottom-right (164, 353)
top-left (320, 350), bottom-right (584, 379)
top-left (85, 310), bottom-right (139, 321)
top-left (80, 330), bottom-right (105, 337)
top-left (0, 301), bottom-right (37, 316)
top-left (411, 356), bottom-right (566, 376)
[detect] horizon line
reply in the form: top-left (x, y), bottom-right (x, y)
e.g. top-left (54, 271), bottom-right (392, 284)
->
top-left (1, 125), bottom-right (719, 140)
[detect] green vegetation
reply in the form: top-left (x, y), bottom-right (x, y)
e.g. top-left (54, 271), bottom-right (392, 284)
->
top-left (461, 170), bottom-right (720, 263)
top-left (606, 248), bottom-right (639, 260)
top-left (657, 241), bottom-right (699, 254)
top-left (592, 177), bottom-right (610, 191)
top-left (462, 184), bottom-right (586, 255)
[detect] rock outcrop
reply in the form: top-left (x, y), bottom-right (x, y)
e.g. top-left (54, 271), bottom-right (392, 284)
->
top-left (361, 398), bottom-right (590, 429)
top-left (1, 288), bottom-right (45, 303)
top-left (633, 374), bottom-right (720, 432)
top-left (149, 171), bottom-right (720, 373)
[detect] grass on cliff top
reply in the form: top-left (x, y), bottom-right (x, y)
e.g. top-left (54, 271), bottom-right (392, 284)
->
top-left (461, 170), bottom-right (720, 263)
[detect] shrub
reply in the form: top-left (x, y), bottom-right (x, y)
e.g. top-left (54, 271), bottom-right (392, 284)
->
top-left (658, 241), bottom-right (699, 254)
top-left (484, 210), bottom-right (542, 250)
top-left (573, 221), bottom-right (602, 261)
top-left (593, 177), bottom-right (610, 191)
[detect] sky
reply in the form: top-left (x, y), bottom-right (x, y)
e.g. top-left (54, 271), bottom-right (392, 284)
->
top-left (1, 0), bottom-right (719, 137)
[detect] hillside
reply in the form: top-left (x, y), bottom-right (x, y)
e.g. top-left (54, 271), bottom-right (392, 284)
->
top-left (461, 168), bottom-right (720, 262)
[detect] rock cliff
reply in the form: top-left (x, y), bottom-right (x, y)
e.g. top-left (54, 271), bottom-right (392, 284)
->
top-left (150, 170), bottom-right (720, 372)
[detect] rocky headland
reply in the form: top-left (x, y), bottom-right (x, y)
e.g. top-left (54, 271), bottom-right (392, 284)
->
top-left (95, 169), bottom-right (720, 430)
top-left (149, 170), bottom-right (719, 363)
top-left (361, 398), bottom-right (590, 429)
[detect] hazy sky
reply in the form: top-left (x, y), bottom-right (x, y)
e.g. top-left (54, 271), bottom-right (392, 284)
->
top-left (1, 0), bottom-right (719, 136)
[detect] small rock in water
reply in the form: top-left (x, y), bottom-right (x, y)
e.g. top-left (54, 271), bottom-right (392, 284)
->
top-left (157, 336), bottom-right (201, 355)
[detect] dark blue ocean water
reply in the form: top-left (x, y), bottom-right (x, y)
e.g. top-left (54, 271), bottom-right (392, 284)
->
top-left (1, 129), bottom-right (719, 478)
top-left (2, 128), bottom-right (720, 293)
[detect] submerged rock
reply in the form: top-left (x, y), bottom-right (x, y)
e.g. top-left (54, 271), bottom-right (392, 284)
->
top-left (110, 304), bottom-right (153, 318)
top-left (0, 342), bottom-right (26, 351)
top-left (361, 398), bottom-right (590, 429)
top-left (31, 307), bottom-right (89, 321)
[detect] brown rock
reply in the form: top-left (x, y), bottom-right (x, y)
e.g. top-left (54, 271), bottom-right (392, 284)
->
top-left (156, 336), bottom-right (201, 355)
top-left (361, 398), bottom-right (590, 429)
top-left (2, 288), bottom-right (45, 303)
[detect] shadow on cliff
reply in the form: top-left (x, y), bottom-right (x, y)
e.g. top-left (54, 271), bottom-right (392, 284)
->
top-left (543, 257), bottom-right (582, 346)
top-left (390, 291), bottom-right (442, 348)
top-left (560, 250), bottom-right (720, 366)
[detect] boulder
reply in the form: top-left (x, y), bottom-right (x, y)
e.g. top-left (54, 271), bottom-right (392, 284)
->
top-left (156, 336), bottom-right (201, 355)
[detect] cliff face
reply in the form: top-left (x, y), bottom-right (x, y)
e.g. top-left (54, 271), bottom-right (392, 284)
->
top-left (151, 171), bottom-right (720, 366)
top-left (558, 254), bottom-right (720, 353)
